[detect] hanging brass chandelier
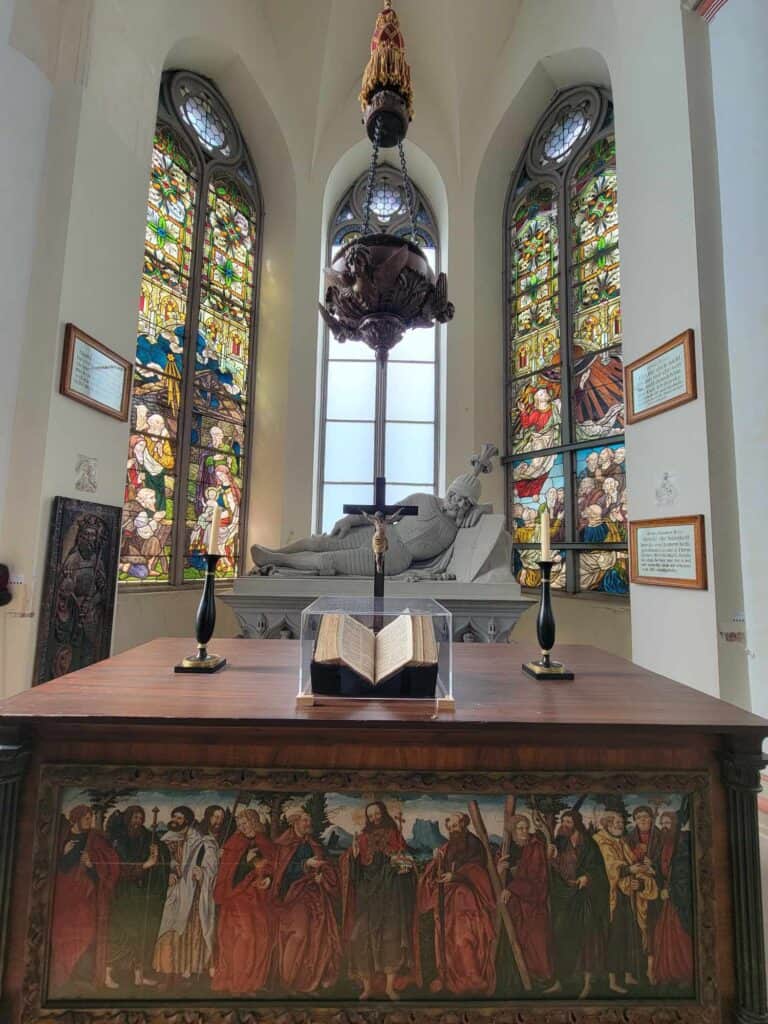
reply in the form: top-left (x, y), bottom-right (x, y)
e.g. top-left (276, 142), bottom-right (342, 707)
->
top-left (318, 0), bottom-right (454, 362)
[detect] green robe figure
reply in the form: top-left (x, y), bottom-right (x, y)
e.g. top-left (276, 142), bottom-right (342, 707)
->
top-left (106, 806), bottom-right (170, 989)
top-left (546, 809), bottom-right (610, 1000)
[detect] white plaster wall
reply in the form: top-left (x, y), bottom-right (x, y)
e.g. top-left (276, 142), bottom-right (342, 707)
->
top-left (710, 0), bottom-right (768, 718)
top-left (0, 0), bottom-right (52, 510)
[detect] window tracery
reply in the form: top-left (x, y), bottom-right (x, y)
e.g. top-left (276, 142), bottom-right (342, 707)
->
top-left (120, 71), bottom-right (261, 585)
top-left (505, 87), bottom-right (628, 594)
top-left (317, 165), bottom-right (439, 533)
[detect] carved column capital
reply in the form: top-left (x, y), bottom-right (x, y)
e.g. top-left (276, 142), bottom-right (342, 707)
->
top-left (0, 744), bottom-right (30, 782)
top-left (720, 744), bottom-right (766, 793)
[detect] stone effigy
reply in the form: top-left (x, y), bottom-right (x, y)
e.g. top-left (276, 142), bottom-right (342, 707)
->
top-left (224, 447), bottom-right (532, 644)
top-left (251, 445), bottom-right (505, 583)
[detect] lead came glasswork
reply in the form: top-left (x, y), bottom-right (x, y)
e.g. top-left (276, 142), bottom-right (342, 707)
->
top-left (542, 102), bottom-right (591, 162)
top-left (120, 127), bottom-right (196, 583)
top-left (508, 184), bottom-right (560, 379)
top-left (186, 177), bottom-right (258, 580)
top-left (504, 88), bottom-right (628, 594)
top-left (120, 72), bottom-right (261, 586)
top-left (570, 135), bottom-right (624, 442)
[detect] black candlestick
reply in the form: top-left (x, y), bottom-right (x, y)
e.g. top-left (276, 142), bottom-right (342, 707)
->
top-left (175, 554), bottom-right (227, 673)
top-left (522, 559), bottom-right (573, 681)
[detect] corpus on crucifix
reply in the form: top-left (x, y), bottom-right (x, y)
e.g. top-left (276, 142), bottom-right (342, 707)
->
top-left (343, 476), bottom-right (418, 603)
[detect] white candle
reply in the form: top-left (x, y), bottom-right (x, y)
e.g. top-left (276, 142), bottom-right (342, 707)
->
top-left (208, 502), bottom-right (223, 555)
top-left (540, 509), bottom-right (552, 561)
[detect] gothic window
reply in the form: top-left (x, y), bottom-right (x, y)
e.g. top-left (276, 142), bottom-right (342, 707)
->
top-left (120, 71), bottom-right (261, 585)
top-left (317, 166), bottom-right (439, 533)
top-left (504, 87), bottom-right (628, 595)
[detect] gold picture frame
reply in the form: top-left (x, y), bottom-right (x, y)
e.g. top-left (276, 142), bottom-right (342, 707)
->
top-left (21, 763), bottom-right (717, 1024)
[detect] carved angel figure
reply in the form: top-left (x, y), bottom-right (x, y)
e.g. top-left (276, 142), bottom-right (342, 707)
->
top-left (324, 242), bottom-right (410, 315)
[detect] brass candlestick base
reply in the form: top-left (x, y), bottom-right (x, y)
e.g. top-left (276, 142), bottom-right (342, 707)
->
top-left (522, 652), bottom-right (574, 681)
top-left (522, 559), bottom-right (574, 682)
top-left (175, 554), bottom-right (227, 674)
top-left (176, 646), bottom-right (227, 674)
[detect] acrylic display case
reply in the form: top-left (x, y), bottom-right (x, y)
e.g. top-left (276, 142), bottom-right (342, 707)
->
top-left (297, 595), bottom-right (453, 709)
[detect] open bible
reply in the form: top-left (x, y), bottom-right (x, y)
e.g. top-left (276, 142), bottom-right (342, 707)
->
top-left (313, 613), bottom-right (438, 687)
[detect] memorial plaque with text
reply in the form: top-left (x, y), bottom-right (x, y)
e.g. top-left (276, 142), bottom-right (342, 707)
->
top-left (59, 323), bottom-right (131, 420)
top-left (625, 329), bottom-right (696, 424)
top-left (629, 514), bottom-right (707, 589)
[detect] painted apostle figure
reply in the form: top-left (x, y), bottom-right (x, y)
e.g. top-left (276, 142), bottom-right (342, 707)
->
top-left (152, 806), bottom-right (219, 983)
top-left (211, 808), bottom-right (274, 995)
top-left (50, 805), bottom-right (120, 993)
top-left (272, 810), bottom-right (342, 994)
top-left (106, 805), bottom-right (170, 989)
top-left (341, 801), bottom-right (419, 1000)
top-left (417, 812), bottom-right (496, 996)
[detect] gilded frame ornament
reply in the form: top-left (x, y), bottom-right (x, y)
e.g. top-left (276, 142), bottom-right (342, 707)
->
top-left (22, 765), bottom-right (719, 1024)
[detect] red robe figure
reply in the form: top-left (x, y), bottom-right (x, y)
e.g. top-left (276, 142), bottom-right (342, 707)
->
top-left (211, 808), bottom-right (275, 994)
top-left (499, 814), bottom-right (555, 985)
top-left (50, 804), bottom-right (120, 993)
top-left (340, 801), bottom-right (420, 1000)
top-left (652, 811), bottom-right (694, 988)
top-left (272, 811), bottom-right (341, 993)
top-left (417, 812), bottom-right (496, 995)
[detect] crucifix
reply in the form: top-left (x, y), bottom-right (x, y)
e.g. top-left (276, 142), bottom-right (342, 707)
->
top-left (344, 475), bottom-right (418, 629)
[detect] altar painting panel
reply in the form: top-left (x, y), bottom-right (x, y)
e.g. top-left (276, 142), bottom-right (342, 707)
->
top-left (28, 767), bottom-right (712, 1020)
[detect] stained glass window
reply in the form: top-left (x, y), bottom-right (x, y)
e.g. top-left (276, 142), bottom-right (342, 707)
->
top-left (120, 71), bottom-right (261, 586)
top-left (504, 87), bottom-right (627, 595)
top-left (317, 165), bottom-right (439, 533)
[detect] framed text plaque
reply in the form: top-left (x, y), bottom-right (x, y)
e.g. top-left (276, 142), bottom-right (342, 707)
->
top-left (629, 515), bottom-right (707, 589)
top-left (59, 323), bottom-right (131, 421)
top-left (625, 329), bottom-right (696, 425)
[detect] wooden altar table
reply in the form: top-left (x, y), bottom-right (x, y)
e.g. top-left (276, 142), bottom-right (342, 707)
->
top-left (0, 638), bottom-right (765, 1024)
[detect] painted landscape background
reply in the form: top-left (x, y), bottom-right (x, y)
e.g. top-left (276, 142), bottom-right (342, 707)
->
top-left (48, 785), bottom-right (695, 1003)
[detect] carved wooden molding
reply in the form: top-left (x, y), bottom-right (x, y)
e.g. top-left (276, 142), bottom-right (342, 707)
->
top-left (721, 745), bottom-right (768, 1023)
top-left (22, 765), bottom-right (719, 1024)
top-left (0, 744), bottom-right (29, 1001)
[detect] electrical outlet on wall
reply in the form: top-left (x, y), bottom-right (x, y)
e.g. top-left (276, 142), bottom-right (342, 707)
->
top-left (9, 573), bottom-right (24, 586)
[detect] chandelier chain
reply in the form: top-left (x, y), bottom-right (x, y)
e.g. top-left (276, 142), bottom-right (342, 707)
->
top-left (362, 115), bottom-right (383, 235)
top-left (398, 140), bottom-right (417, 243)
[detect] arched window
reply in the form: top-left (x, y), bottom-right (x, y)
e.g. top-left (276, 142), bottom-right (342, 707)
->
top-left (316, 165), bottom-right (439, 533)
top-left (504, 86), bottom-right (628, 595)
top-left (120, 71), bottom-right (262, 585)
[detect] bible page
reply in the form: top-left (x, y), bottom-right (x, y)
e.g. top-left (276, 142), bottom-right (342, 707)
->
top-left (419, 616), bottom-right (438, 665)
top-left (338, 615), bottom-right (375, 685)
top-left (314, 614), bottom-right (342, 664)
top-left (373, 614), bottom-right (414, 685)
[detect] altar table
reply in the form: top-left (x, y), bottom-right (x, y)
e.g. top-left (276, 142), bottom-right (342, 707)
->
top-left (0, 638), bottom-right (765, 1024)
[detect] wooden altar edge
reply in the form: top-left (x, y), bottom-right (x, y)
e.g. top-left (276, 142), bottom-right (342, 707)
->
top-left (0, 638), bottom-right (765, 738)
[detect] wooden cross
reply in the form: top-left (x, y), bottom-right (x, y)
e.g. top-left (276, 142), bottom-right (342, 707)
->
top-left (344, 475), bottom-right (418, 609)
